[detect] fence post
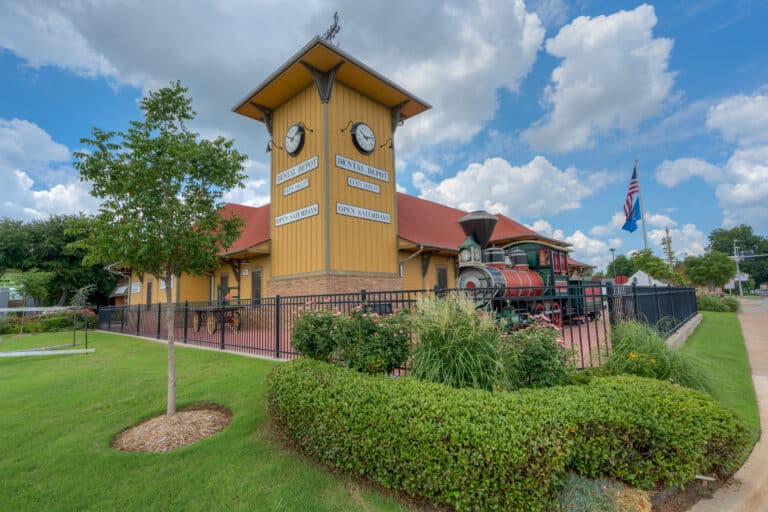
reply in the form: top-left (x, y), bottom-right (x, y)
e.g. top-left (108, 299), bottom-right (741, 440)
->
top-left (220, 299), bottom-right (226, 350)
top-left (156, 303), bottom-right (162, 339)
top-left (360, 289), bottom-right (367, 306)
top-left (606, 282), bottom-right (616, 326)
top-left (183, 300), bottom-right (189, 344)
top-left (120, 305), bottom-right (126, 332)
top-left (275, 295), bottom-right (281, 359)
top-left (136, 305), bottom-right (141, 336)
top-left (668, 287), bottom-right (676, 330)
top-left (654, 284), bottom-right (662, 328)
top-left (632, 282), bottom-right (639, 320)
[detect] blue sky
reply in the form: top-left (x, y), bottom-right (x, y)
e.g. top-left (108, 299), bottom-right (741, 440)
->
top-left (1, 0), bottom-right (767, 270)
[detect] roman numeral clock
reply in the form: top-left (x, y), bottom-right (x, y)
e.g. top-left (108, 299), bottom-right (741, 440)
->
top-left (232, 37), bottom-right (430, 295)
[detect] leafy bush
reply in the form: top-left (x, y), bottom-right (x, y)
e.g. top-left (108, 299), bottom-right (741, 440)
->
top-left (410, 296), bottom-right (502, 390)
top-left (502, 317), bottom-right (575, 390)
top-left (269, 360), bottom-right (749, 510)
top-left (292, 309), bottom-right (338, 362)
top-left (291, 304), bottom-right (410, 373)
top-left (603, 321), bottom-right (712, 393)
top-left (332, 306), bottom-right (410, 374)
top-left (697, 294), bottom-right (739, 312)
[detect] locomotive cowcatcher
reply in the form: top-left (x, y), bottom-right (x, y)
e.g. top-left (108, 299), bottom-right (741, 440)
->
top-left (455, 211), bottom-right (601, 327)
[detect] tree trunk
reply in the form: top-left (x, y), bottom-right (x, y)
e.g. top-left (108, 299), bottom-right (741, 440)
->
top-left (165, 275), bottom-right (176, 416)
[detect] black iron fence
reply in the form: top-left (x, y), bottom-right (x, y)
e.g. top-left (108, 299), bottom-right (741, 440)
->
top-left (98, 283), bottom-right (697, 368)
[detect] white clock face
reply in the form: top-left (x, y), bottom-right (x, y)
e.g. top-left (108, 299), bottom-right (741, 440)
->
top-left (352, 122), bottom-right (375, 154)
top-left (285, 124), bottom-right (304, 156)
top-left (459, 248), bottom-right (471, 262)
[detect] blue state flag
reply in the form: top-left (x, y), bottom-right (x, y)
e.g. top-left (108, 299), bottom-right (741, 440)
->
top-left (622, 198), bottom-right (641, 233)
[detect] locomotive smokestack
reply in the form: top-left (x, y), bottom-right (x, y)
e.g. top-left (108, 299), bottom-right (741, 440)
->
top-left (458, 210), bottom-right (498, 249)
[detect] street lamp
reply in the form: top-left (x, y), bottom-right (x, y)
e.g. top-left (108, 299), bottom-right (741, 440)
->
top-left (609, 248), bottom-right (616, 278)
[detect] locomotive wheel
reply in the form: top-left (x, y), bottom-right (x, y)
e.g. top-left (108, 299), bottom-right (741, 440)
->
top-left (551, 303), bottom-right (562, 327)
top-left (231, 312), bottom-right (242, 332)
top-left (193, 312), bottom-right (202, 332)
top-left (207, 312), bottom-right (218, 334)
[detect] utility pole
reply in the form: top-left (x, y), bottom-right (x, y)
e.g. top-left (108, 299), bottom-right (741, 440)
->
top-left (733, 239), bottom-right (743, 297)
top-left (609, 247), bottom-right (616, 278)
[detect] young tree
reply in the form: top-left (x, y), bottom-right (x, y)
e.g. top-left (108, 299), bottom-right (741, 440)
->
top-left (17, 269), bottom-right (54, 306)
top-left (74, 82), bottom-right (246, 416)
top-left (661, 227), bottom-right (675, 272)
top-left (684, 251), bottom-right (736, 292)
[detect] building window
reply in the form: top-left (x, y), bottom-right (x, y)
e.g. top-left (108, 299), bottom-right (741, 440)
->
top-left (436, 266), bottom-right (448, 290)
top-left (146, 281), bottom-right (152, 309)
top-left (251, 268), bottom-right (262, 304)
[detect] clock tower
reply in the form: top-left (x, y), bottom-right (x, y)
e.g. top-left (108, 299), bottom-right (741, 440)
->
top-left (233, 37), bottom-right (430, 295)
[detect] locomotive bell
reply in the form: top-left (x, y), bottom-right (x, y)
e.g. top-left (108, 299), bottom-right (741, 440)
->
top-left (458, 210), bottom-right (498, 249)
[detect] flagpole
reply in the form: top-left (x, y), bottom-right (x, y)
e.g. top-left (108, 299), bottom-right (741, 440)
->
top-left (634, 159), bottom-right (649, 251)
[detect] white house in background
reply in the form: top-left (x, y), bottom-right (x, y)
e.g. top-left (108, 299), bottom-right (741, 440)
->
top-left (628, 270), bottom-right (670, 287)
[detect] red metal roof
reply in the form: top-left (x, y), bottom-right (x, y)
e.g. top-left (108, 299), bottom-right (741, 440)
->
top-left (219, 203), bottom-right (271, 256)
top-left (218, 194), bottom-right (567, 255)
top-left (567, 256), bottom-right (594, 269)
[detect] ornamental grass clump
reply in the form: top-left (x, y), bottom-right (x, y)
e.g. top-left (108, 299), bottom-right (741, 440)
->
top-left (411, 296), bottom-right (502, 391)
top-left (603, 320), bottom-right (712, 393)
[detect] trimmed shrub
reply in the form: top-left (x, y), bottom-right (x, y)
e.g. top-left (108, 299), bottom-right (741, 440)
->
top-left (697, 294), bottom-right (739, 312)
top-left (268, 360), bottom-right (749, 510)
top-left (411, 296), bottom-right (502, 390)
top-left (502, 318), bottom-right (575, 390)
top-left (549, 376), bottom-right (749, 488)
top-left (269, 358), bottom-right (569, 512)
top-left (603, 321), bottom-right (712, 393)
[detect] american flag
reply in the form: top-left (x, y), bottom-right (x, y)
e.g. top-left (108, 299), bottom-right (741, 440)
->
top-left (624, 165), bottom-right (639, 219)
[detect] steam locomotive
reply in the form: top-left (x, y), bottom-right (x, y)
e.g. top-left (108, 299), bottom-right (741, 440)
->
top-left (455, 211), bottom-right (601, 326)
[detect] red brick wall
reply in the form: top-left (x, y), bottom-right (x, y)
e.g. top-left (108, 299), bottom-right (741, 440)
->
top-left (267, 272), bottom-right (403, 297)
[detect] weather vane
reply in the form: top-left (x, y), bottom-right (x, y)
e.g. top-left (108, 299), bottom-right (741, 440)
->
top-left (323, 12), bottom-right (341, 44)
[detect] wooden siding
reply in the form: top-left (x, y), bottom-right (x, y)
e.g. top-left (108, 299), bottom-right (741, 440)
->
top-left (270, 85), bottom-right (324, 277)
top-left (328, 82), bottom-right (397, 274)
top-left (400, 252), bottom-right (457, 290)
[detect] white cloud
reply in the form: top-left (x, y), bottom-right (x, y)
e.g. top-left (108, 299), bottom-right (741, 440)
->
top-left (697, 90), bottom-right (768, 231)
top-left (655, 158), bottom-right (722, 187)
top-left (412, 156), bottom-right (608, 218)
top-left (221, 160), bottom-right (270, 208)
top-left (0, 0), bottom-right (545, 163)
top-left (527, 0), bottom-right (570, 28)
top-left (0, 118), bottom-right (97, 220)
top-left (648, 223), bottom-right (707, 258)
top-left (716, 145), bottom-right (768, 230)
top-left (644, 212), bottom-right (677, 228)
top-left (706, 93), bottom-right (768, 147)
top-left (589, 212), bottom-right (626, 236)
top-left (526, 219), bottom-right (564, 241)
top-left (0, 118), bottom-right (69, 177)
top-left (522, 4), bottom-right (675, 152)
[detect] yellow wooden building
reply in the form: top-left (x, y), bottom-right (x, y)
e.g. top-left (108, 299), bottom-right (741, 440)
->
top-left (124, 37), bottom-right (569, 305)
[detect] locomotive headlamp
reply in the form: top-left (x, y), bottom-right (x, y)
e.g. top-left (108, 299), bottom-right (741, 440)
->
top-left (459, 248), bottom-right (471, 262)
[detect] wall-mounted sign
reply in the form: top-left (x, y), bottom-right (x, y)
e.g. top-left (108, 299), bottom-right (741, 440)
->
top-left (131, 282), bottom-right (141, 294)
top-left (276, 155), bottom-right (318, 185)
top-left (242, 269), bottom-right (249, 276)
top-left (336, 202), bottom-right (391, 224)
top-left (283, 178), bottom-right (309, 196)
top-left (275, 203), bottom-right (319, 226)
top-left (335, 154), bottom-right (389, 182)
top-left (347, 176), bottom-right (380, 194)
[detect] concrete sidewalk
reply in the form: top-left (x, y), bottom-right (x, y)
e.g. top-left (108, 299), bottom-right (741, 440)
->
top-left (690, 297), bottom-right (768, 512)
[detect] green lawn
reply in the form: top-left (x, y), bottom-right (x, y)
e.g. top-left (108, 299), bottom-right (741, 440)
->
top-left (0, 332), bottom-right (409, 512)
top-left (680, 311), bottom-right (761, 446)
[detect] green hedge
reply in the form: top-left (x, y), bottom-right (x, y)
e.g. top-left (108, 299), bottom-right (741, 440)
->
top-left (268, 359), bottom-right (749, 511)
top-left (697, 295), bottom-right (740, 312)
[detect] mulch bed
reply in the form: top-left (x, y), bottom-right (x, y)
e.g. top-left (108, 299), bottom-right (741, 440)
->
top-left (112, 404), bottom-right (232, 453)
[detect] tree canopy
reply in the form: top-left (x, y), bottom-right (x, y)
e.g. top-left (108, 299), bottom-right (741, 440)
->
top-left (607, 254), bottom-right (634, 278)
top-left (684, 251), bottom-right (736, 291)
top-left (629, 249), bottom-right (674, 280)
top-left (74, 81), bottom-right (247, 415)
top-left (708, 224), bottom-right (768, 285)
top-left (0, 216), bottom-right (116, 305)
